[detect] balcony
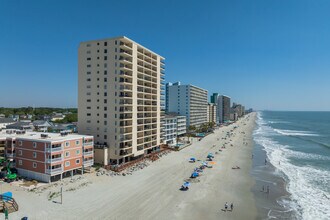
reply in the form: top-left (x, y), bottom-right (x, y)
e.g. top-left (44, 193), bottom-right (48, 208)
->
top-left (83, 151), bottom-right (93, 156)
top-left (46, 146), bottom-right (63, 153)
top-left (46, 157), bottom-right (63, 163)
top-left (46, 167), bottom-right (63, 175)
top-left (83, 159), bottom-right (94, 167)
top-left (120, 49), bottom-right (132, 57)
top-left (6, 153), bottom-right (15, 158)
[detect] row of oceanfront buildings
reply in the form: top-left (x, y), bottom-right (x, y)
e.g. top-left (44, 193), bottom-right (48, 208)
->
top-left (0, 36), bottom-right (252, 183)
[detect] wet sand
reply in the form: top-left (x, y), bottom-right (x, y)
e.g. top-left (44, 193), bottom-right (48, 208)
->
top-left (7, 113), bottom-right (257, 220)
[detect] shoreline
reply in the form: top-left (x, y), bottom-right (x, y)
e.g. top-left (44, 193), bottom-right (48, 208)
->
top-left (7, 113), bottom-right (258, 220)
top-left (251, 113), bottom-right (297, 220)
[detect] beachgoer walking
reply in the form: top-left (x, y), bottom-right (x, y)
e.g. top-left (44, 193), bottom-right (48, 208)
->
top-left (225, 202), bottom-right (228, 211)
top-left (265, 158), bottom-right (267, 165)
top-left (230, 203), bottom-right (234, 211)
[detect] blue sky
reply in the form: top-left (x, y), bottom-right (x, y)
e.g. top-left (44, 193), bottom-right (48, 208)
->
top-left (1, 0), bottom-right (330, 110)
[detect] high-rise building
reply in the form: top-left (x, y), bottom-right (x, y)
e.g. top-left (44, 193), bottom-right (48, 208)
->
top-left (207, 103), bottom-right (217, 124)
top-left (78, 36), bottom-right (165, 165)
top-left (211, 93), bottom-right (231, 124)
top-left (166, 82), bottom-right (208, 127)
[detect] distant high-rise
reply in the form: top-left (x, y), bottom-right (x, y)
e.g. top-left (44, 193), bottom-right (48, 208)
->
top-left (211, 93), bottom-right (231, 124)
top-left (166, 82), bottom-right (208, 127)
top-left (78, 36), bottom-right (165, 165)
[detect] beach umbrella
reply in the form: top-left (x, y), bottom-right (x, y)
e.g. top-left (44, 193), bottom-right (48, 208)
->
top-left (183, 182), bottom-right (191, 187)
top-left (209, 161), bottom-right (216, 165)
top-left (191, 172), bottom-right (199, 177)
top-left (202, 162), bottom-right (208, 166)
top-left (190, 157), bottom-right (196, 161)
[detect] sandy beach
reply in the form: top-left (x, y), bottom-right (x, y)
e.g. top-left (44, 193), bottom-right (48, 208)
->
top-left (6, 112), bottom-right (257, 220)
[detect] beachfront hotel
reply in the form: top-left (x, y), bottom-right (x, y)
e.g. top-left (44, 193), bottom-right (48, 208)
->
top-left (162, 114), bottom-right (187, 145)
top-left (165, 82), bottom-right (208, 127)
top-left (210, 93), bottom-right (231, 124)
top-left (78, 36), bottom-right (165, 165)
top-left (207, 103), bottom-right (217, 124)
top-left (0, 130), bottom-right (94, 182)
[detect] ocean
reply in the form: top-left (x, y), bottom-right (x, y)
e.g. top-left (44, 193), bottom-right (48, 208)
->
top-left (252, 111), bottom-right (330, 220)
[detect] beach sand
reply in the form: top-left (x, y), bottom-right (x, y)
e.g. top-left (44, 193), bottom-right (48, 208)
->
top-left (6, 113), bottom-right (257, 220)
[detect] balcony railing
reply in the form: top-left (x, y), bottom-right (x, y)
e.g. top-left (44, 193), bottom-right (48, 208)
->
top-left (83, 159), bottom-right (94, 167)
top-left (46, 167), bottom-right (63, 175)
top-left (83, 151), bottom-right (93, 156)
top-left (46, 146), bottom-right (63, 153)
top-left (46, 157), bottom-right (63, 163)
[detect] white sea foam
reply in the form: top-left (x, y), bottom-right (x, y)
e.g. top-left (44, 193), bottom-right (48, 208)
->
top-left (254, 112), bottom-right (330, 220)
top-left (274, 129), bottom-right (320, 137)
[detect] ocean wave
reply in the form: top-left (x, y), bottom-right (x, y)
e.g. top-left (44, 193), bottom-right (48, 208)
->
top-left (274, 129), bottom-right (320, 137)
top-left (254, 112), bottom-right (330, 220)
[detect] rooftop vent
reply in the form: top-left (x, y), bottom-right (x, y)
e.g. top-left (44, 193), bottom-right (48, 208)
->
top-left (41, 134), bottom-right (48, 138)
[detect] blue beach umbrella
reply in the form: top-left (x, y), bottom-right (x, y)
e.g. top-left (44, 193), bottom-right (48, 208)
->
top-left (183, 182), bottom-right (191, 187)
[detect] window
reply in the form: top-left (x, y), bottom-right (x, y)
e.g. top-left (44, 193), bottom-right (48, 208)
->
top-left (65, 142), bottom-right (70, 147)
top-left (33, 162), bottom-right (37, 168)
top-left (76, 140), bottom-right (80, 145)
top-left (33, 142), bottom-right (37, 148)
top-left (87, 113), bottom-right (91, 116)
top-left (87, 85), bottom-right (91, 89)
top-left (104, 63), bottom-right (107, 68)
top-left (87, 57), bottom-right (91, 61)
top-left (65, 151), bottom-right (70, 157)
top-left (104, 99), bottom-right (107, 104)
top-left (87, 71), bottom-right (91, 75)
top-left (18, 160), bottom-right (22, 165)
top-left (19, 141), bottom-right (22, 146)
top-left (76, 150), bottom-right (80, 155)
top-left (104, 135), bottom-right (107, 139)
top-left (76, 159), bottom-right (80, 164)
top-left (87, 78), bottom-right (91, 81)
top-left (86, 44), bottom-right (91, 47)
top-left (104, 114), bottom-right (107, 118)
top-left (87, 64), bottom-right (91, 68)
top-left (104, 56), bottom-right (107, 60)
top-left (33, 152), bottom-right (37, 158)
top-left (104, 92), bottom-right (107, 96)
top-left (104, 121), bottom-right (107, 125)
top-left (87, 106), bottom-right (91, 109)
top-left (65, 161), bottom-right (70, 167)
top-left (87, 120), bottom-right (91, 123)
top-left (87, 92), bottom-right (91, 96)
top-left (104, 49), bottom-right (107, 53)
top-left (104, 78), bottom-right (107, 82)
top-left (87, 99), bottom-right (91, 102)
top-left (104, 42), bottom-right (107, 46)
top-left (104, 70), bottom-right (107, 75)
top-left (18, 150), bottom-right (22, 156)
top-left (87, 50), bottom-right (91, 54)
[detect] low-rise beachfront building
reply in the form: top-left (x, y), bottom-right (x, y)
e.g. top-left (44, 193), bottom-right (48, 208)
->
top-left (162, 114), bottom-right (187, 145)
top-left (163, 115), bottom-right (177, 145)
top-left (176, 115), bottom-right (186, 136)
top-left (0, 130), bottom-right (94, 182)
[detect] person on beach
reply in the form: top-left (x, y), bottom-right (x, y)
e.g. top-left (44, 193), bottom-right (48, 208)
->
top-left (262, 185), bottom-right (264, 192)
top-left (267, 185), bottom-right (270, 194)
top-left (230, 203), bottom-right (234, 211)
top-left (265, 158), bottom-right (267, 165)
top-left (225, 202), bottom-right (228, 211)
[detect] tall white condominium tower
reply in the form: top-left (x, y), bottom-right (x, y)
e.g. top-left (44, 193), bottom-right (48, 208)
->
top-left (166, 82), bottom-right (208, 127)
top-left (78, 36), bottom-right (165, 165)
